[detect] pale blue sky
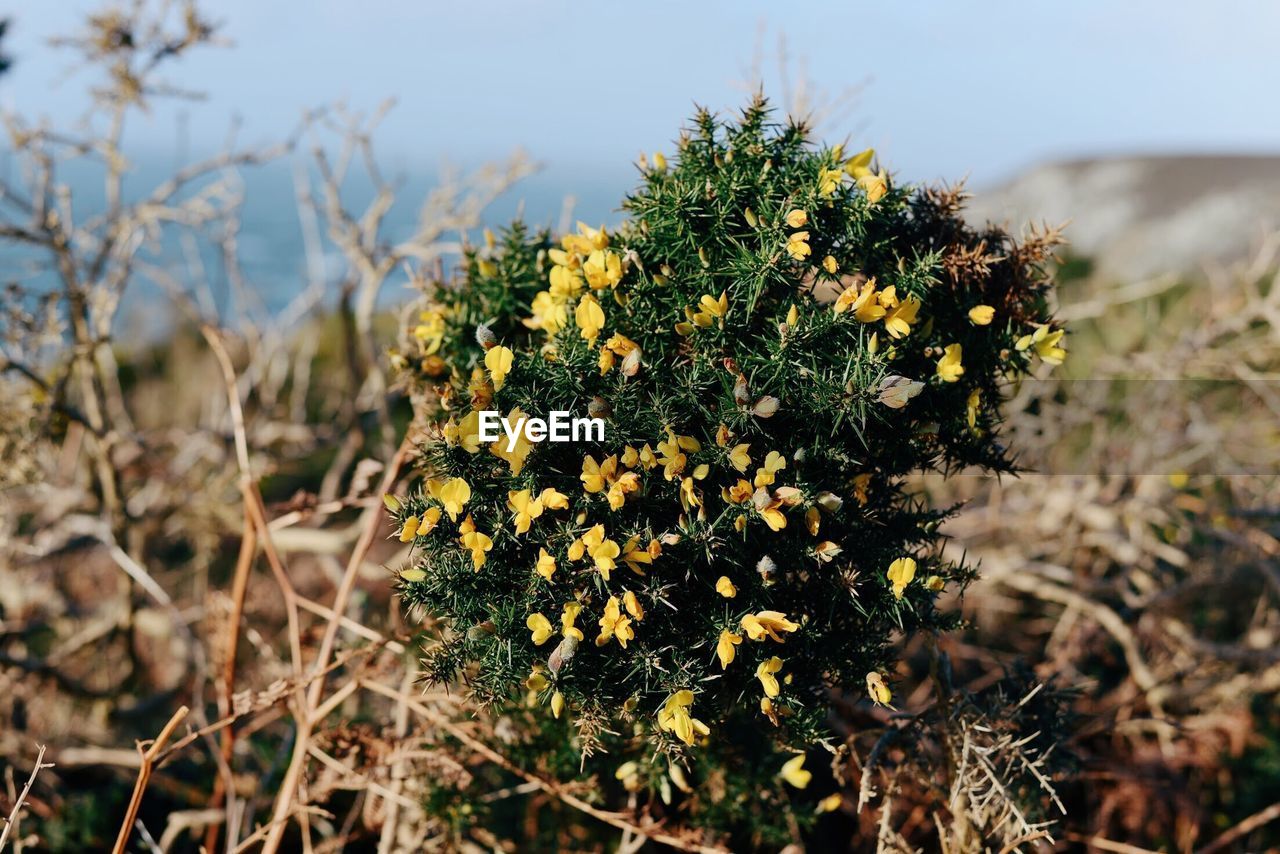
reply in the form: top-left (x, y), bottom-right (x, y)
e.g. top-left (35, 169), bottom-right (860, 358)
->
top-left (3, 0), bottom-right (1279, 190)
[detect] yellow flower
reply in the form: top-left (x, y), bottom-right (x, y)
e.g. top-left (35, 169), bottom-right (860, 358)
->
top-left (817, 793), bottom-right (843, 814)
top-left (966, 388), bottom-right (981, 429)
top-left (638, 444), bottom-right (658, 470)
top-left (785, 304), bottom-right (800, 326)
top-left (535, 548), bottom-right (557, 581)
top-left (588, 540), bottom-right (619, 573)
top-left (822, 255), bottom-right (838, 275)
top-left (784, 208), bottom-right (808, 228)
top-left (596, 595), bottom-right (635, 648)
top-left (461, 529), bottom-right (493, 570)
top-left (524, 668), bottom-right (548, 693)
top-left (926, 575), bottom-right (945, 592)
top-left (856, 169), bottom-right (888, 204)
top-left (413, 308), bottom-right (448, 355)
top-left (582, 524), bottom-right (621, 578)
top-left (833, 280), bottom-right (886, 323)
top-left (526, 290), bottom-right (569, 333)
top-left (715, 576), bottom-right (737, 598)
top-left (652, 151), bottom-right (667, 172)
top-left (760, 501), bottom-right (787, 532)
top-left (844, 147), bottom-right (874, 177)
top-left (399, 567), bottom-right (426, 583)
top-left (507, 489), bottom-right (545, 534)
top-left (818, 167), bottom-right (843, 198)
top-left (740, 611), bottom-right (800, 642)
top-left (619, 537), bottom-right (652, 575)
top-left (616, 760), bottom-right (641, 791)
top-left (866, 671), bottom-right (892, 706)
top-left (551, 690), bottom-right (566, 719)
top-left (936, 343), bottom-right (964, 383)
top-left (398, 515), bottom-right (420, 543)
top-left (539, 487), bottom-right (570, 510)
top-left (606, 471), bottom-right (641, 511)
top-left (656, 429), bottom-right (699, 480)
top-left (780, 754), bottom-right (811, 789)
top-left (1037, 329), bottom-right (1067, 365)
top-left (1016, 324), bottom-right (1067, 365)
top-left (761, 696), bottom-right (781, 726)
top-left (561, 601), bottom-right (585, 641)
top-left (604, 332), bottom-right (638, 356)
top-left (754, 450), bottom-right (787, 488)
top-left (806, 507), bottom-right (821, 536)
top-left (691, 291), bottom-right (729, 327)
top-left (786, 231), bottom-right (811, 261)
top-left (575, 293), bottom-right (606, 342)
top-left (562, 221), bottom-right (608, 255)
top-left (421, 506), bottom-right (442, 533)
top-left (887, 556), bottom-right (917, 600)
top-left (484, 345), bottom-right (514, 391)
top-left (439, 477), bottom-right (471, 522)
top-left (487, 407), bottom-right (534, 475)
top-left (756, 656), bottom-right (784, 697)
top-left (724, 479), bottom-right (753, 504)
top-left (678, 476), bottom-right (701, 512)
top-left (716, 629), bottom-right (742, 669)
top-left (527, 613), bottom-right (555, 646)
top-left (583, 248), bottom-right (623, 289)
top-left (549, 263), bottom-right (584, 297)
top-left (883, 295), bottom-right (921, 339)
top-left (548, 243), bottom-right (580, 269)
top-left (444, 410), bottom-right (483, 454)
top-left (623, 590), bottom-right (645, 621)
top-left (580, 454), bottom-right (617, 494)
top-left (968, 304), bottom-right (995, 325)
top-left (657, 690), bottom-right (710, 746)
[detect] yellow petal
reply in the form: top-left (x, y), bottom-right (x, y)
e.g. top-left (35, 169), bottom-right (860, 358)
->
top-left (484, 346), bottom-right (514, 390)
top-left (780, 754), bottom-right (811, 789)
top-left (716, 630), bottom-right (741, 669)
top-left (968, 305), bottom-right (995, 325)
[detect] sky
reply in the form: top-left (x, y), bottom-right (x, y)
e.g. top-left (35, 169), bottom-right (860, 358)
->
top-left (3, 0), bottom-right (1280, 194)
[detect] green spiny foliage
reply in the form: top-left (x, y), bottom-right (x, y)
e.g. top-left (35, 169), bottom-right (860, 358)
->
top-left (388, 97), bottom-right (1064, 846)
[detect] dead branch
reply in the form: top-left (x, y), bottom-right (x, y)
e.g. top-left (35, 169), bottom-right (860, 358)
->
top-left (111, 706), bottom-right (190, 854)
top-left (0, 746), bottom-right (54, 852)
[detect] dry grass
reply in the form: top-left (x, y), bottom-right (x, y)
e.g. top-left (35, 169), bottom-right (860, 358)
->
top-left (3, 5), bottom-right (1280, 851)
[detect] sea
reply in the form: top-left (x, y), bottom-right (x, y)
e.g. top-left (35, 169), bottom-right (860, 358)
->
top-left (0, 151), bottom-right (632, 341)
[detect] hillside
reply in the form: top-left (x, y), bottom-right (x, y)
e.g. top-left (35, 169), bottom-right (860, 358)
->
top-left (967, 154), bottom-right (1280, 280)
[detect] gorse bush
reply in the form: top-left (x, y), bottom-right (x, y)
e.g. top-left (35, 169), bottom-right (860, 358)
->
top-left (387, 97), bottom-right (1064, 846)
